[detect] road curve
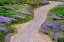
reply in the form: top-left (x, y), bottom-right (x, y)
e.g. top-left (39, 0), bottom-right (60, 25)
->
top-left (10, 1), bottom-right (63, 42)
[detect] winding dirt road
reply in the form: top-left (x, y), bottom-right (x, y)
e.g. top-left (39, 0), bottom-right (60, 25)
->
top-left (10, 1), bottom-right (63, 42)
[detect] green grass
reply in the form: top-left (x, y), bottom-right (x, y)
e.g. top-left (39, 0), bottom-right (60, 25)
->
top-left (50, 7), bottom-right (64, 15)
top-left (5, 40), bottom-right (9, 42)
top-left (9, 4), bottom-right (28, 11)
top-left (46, 29), bottom-right (54, 38)
top-left (61, 4), bottom-right (64, 6)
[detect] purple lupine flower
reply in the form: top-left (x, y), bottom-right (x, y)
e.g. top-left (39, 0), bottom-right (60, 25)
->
top-left (41, 22), bottom-right (54, 29)
top-left (0, 16), bottom-right (16, 23)
top-left (42, 0), bottom-right (48, 4)
top-left (0, 16), bottom-right (12, 23)
top-left (39, 28), bottom-right (46, 33)
top-left (16, 10), bottom-right (32, 16)
top-left (10, 18), bottom-right (17, 22)
top-left (54, 5), bottom-right (60, 8)
top-left (12, 15), bottom-right (24, 20)
top-left (52, 27), bottom-right (61, 31)
top-left (5, 34), bottom-right (12, 40)
top-left (41, 22), bottom-right (61, 31)
top-left (42, 24), bottom-right (48, 29)
top-left (0, 27), bottom-right (8, 32)
top-left (52, 33), bottom-right (64, 40)
top-left (24, 6), bottom-right (31, 9)
top-left (51, 14), bottom-right (62, 20)
top-left (61, 25), bottom-right (64, 31)
top-left (16, 16), bottom-right (24, 20)
top-left (52, 25), bottom-right (61, 31)
top-left (54, 5), bottom-right (64, 8)
top-left (2, 6), bottom-right (14, 10)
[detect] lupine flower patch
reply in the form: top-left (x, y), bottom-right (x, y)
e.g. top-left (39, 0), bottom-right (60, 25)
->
top-left (39, 28), bottom-right (46, 33)
top-left (0, 16), bottom-right (17, 23)
top-left (5, 34), bottom-right (12, 40)
top-left (60, 25), bottom-right (64, 31)
top-left (0, 27), bottom-right (8, 32)
top-left (51, 14), bottom-right (62, 20)
top-left (52, 33), bottom-right (64, 40)
top-left (41, 22), bottom-right (54, 29)
top-left (15, 16), bottom-right (24, 20)
top-left (40, 21), bottom-right (64, 41)
top-left (2, 6), bottom-right (14, 10)
top-left (42, 0), bottom-right (48, 4)
top-left (41, 22), bottom-right (63, 31)
top-left (54, 5), bottom-right (60, 8)
top-left (51, 24), bottom-right (61, 31)
top-left (16, 10), bottom-right (32, 16)
top-left (24, 6), bottom-right (31, 9)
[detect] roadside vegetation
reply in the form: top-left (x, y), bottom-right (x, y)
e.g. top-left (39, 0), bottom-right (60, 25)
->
top-left (39, 3), bottom-right (64, 42)
top-left (0, 0), bottom-right (49, 42)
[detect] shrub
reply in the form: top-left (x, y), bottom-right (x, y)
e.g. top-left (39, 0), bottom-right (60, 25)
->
top-left (57, 37), bottom-right (64, 42)
top-left (0, 0), bottom-right (13, 6)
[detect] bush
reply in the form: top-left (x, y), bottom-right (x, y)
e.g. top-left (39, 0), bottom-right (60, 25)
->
top-left (0, 0), bottom-right (14, 6)
top-left (57, 37), bottom-right (64, 42)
